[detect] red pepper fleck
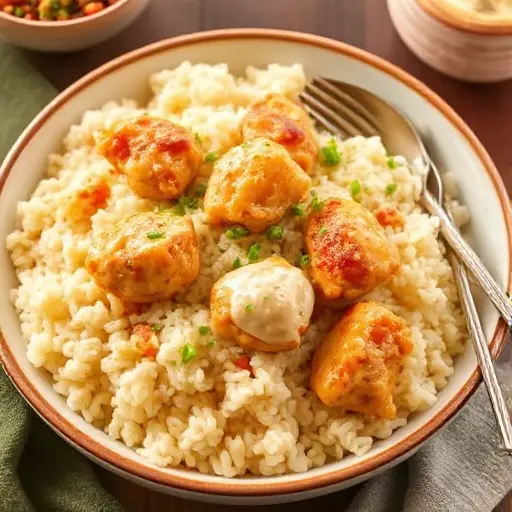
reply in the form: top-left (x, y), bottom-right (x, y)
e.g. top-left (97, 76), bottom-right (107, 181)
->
top-left (143, 345), bottom-right (158, 358)
top-left (313, 199), bottom-right (369, 285)
top-left (110, 134), bottom-right (130, 161)
top-left (277, 118), bottom-right (305, 146)
top-left (156, 136), bottom-right (191, 155)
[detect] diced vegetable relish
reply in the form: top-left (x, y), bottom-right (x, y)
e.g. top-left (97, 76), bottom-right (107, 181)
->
top-left (1, 0), bottom-right (121, 21)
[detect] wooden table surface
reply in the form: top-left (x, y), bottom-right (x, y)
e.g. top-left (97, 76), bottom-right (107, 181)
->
top-left (20, 0), bottom-right (511, 510)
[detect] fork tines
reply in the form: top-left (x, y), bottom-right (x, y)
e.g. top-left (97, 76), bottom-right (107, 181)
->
top-left (299, 77), bottom-right (379, 140)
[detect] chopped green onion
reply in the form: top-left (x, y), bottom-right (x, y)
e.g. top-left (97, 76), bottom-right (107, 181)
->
top-left (320, 138), bottom-right (341, 167)
top-left (297, 254), bottom-right (311, 268)
top-left (264, 295), bottom-right (269, 300)
top-left (173, 203), bottom-right (186, 216)
top-left (181, 343), bottom-right (197, 364)
top-left (204, 152), bottom-right (218, 163)
top-left (195, 183), bottom-right (207, 197)
top-left (147, 231), bottom-right (164, 240)
top-left (151, 323), bottom-right (164, 333)
top-left (14, 6), bottom-right (24, 16)
top-left (319, 226), bottom-right (328, 235)
top-left (265, 225), bottom-right (284, 241)
top-left (198, 326), bottom-right (211, 336)
top-left (225, 227), bottom-right (249, 240)
top-left (183, 196), bottom-right (200, 209)
top-left (232, 257), bottom-right (242, 270)
top-left (350, 180), bottom-right (361, 199)
top-left (195, 133), bottom-right (202, 144)
top-left (51, 0), bottom-right (60, 11)
top-left (245, 304), bottom-right (254, 312)
top-left (207, 339), bottom-right (216, 348)
top-left (385, 183), bottom-right (398, 196)
top-left (310, 196), bottom-right (324, 212)
top-left (387, 157), bottom-right (397, 169)
top-left (173, 195), bottom-right (200, 216)
top-left (291, 204), bottom-right (304, 217)
top-left (247, 243), bottom-right (261, 263)
top-left (241, 142), bottom-right (249, 149)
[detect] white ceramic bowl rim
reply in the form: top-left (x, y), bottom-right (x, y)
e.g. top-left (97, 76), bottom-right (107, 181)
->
top-left (0, 28), bottom-right (511, 497)
top-left (0, 0), bottom-right (130, 27)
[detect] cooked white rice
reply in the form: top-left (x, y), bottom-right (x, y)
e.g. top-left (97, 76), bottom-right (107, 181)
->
top-left (6, 62), bottom-right (469, 477)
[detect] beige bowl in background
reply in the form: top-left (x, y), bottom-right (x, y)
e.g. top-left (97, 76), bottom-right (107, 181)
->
top-left (0, 0), bottom-right (150, 53)
top-left (388, 0), bottom-right (512, 82)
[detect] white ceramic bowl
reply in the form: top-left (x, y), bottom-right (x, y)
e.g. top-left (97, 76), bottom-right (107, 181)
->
top-left (388, 0), bottom-right (512, 83)
top-left (0, 29), bottom-right (510, 505)
top-left (0, 0), bottom-right (150, 53)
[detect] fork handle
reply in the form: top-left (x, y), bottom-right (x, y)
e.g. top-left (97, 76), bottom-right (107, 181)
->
top-left (421, 189), bottom-right (512, 326)
top-left (449, 250), bottom-right (512, 453)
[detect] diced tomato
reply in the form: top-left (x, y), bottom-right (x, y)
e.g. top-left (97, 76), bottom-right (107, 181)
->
top-left (234, 355), bottom-right (253, 374)
top-left (83, 2), bottom-right (104, 15)
top-left (133, 323), bottom-right (159, 359)
top-left (374, 207), bottom-right (404, 230)
top-left (76, 179), bottom-right (111, 218)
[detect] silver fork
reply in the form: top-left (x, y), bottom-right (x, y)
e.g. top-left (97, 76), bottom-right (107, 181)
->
top-left (300, 78), bottom-right (512, 327)
top-left (300, 78), bottom-right (512, 453)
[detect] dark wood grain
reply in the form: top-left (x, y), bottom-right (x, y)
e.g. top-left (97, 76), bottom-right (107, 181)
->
top-left (18, 0), bottom-right (511, 509)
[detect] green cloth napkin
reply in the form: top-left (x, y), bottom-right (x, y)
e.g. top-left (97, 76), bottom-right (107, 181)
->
top-left (0, 43), bottom-right (124, 512)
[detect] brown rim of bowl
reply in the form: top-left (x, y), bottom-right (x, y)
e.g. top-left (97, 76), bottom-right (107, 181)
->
top-left (0, 0), bottom-right (130, 27)
top-left (0, 28), bottom-right (511, 497)
top-left (416, 0), bottom-right (512, 35)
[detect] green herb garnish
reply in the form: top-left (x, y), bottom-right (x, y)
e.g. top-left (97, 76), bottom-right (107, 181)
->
top-left (195, 133), bottom-right (202, 144)
top-left (350, 180), bottom-right (361, 199)
top-left (297, 254), bottom-right (311, 268)
top-left (291, 204), bottom-right (304, 217)
top-left (245, 304), bottom-right (254, 312)
top-left (195, 183), bottom-right (207, 197)
top-left (225, 227), bottom-right (249, 240)
top-left (173, 195), bottom-right (200, 216)
top-left (247, 243), bottom-right (261, 263)
top-left (181, 344), bottom-right (197, 364)
top-left (14, 6), bottom-right (24, 16)
top-left (199, 326), bottom-right (211, 336)
top-left (265, 225), bottom-right (284, 241)
top-left (207, 339), bottom-right (216, 348)
top-left (320, 138), bottom-right (341, 167)
top-left (151, 323), bottom-right (164, 333)
top-left (310, 196), bottom-right (324, 212)
top-left (387, 157), bottom-right (397, 169)
top-left (232, 257), bottom-right (242, 270)
top-left (319, 226), bottom-right (328, 235)
top-left (385, 183), bottom-right (398, 196)
top-left (147, 231), bottom-right (164, 240)
top-left (204, 152), bottom-right (218, 163)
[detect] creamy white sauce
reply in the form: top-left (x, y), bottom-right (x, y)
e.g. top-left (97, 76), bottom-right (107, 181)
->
top-left (226, 257), bottom-right (315, 345)
top-left (447, 0), bottom-right (512, 16)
